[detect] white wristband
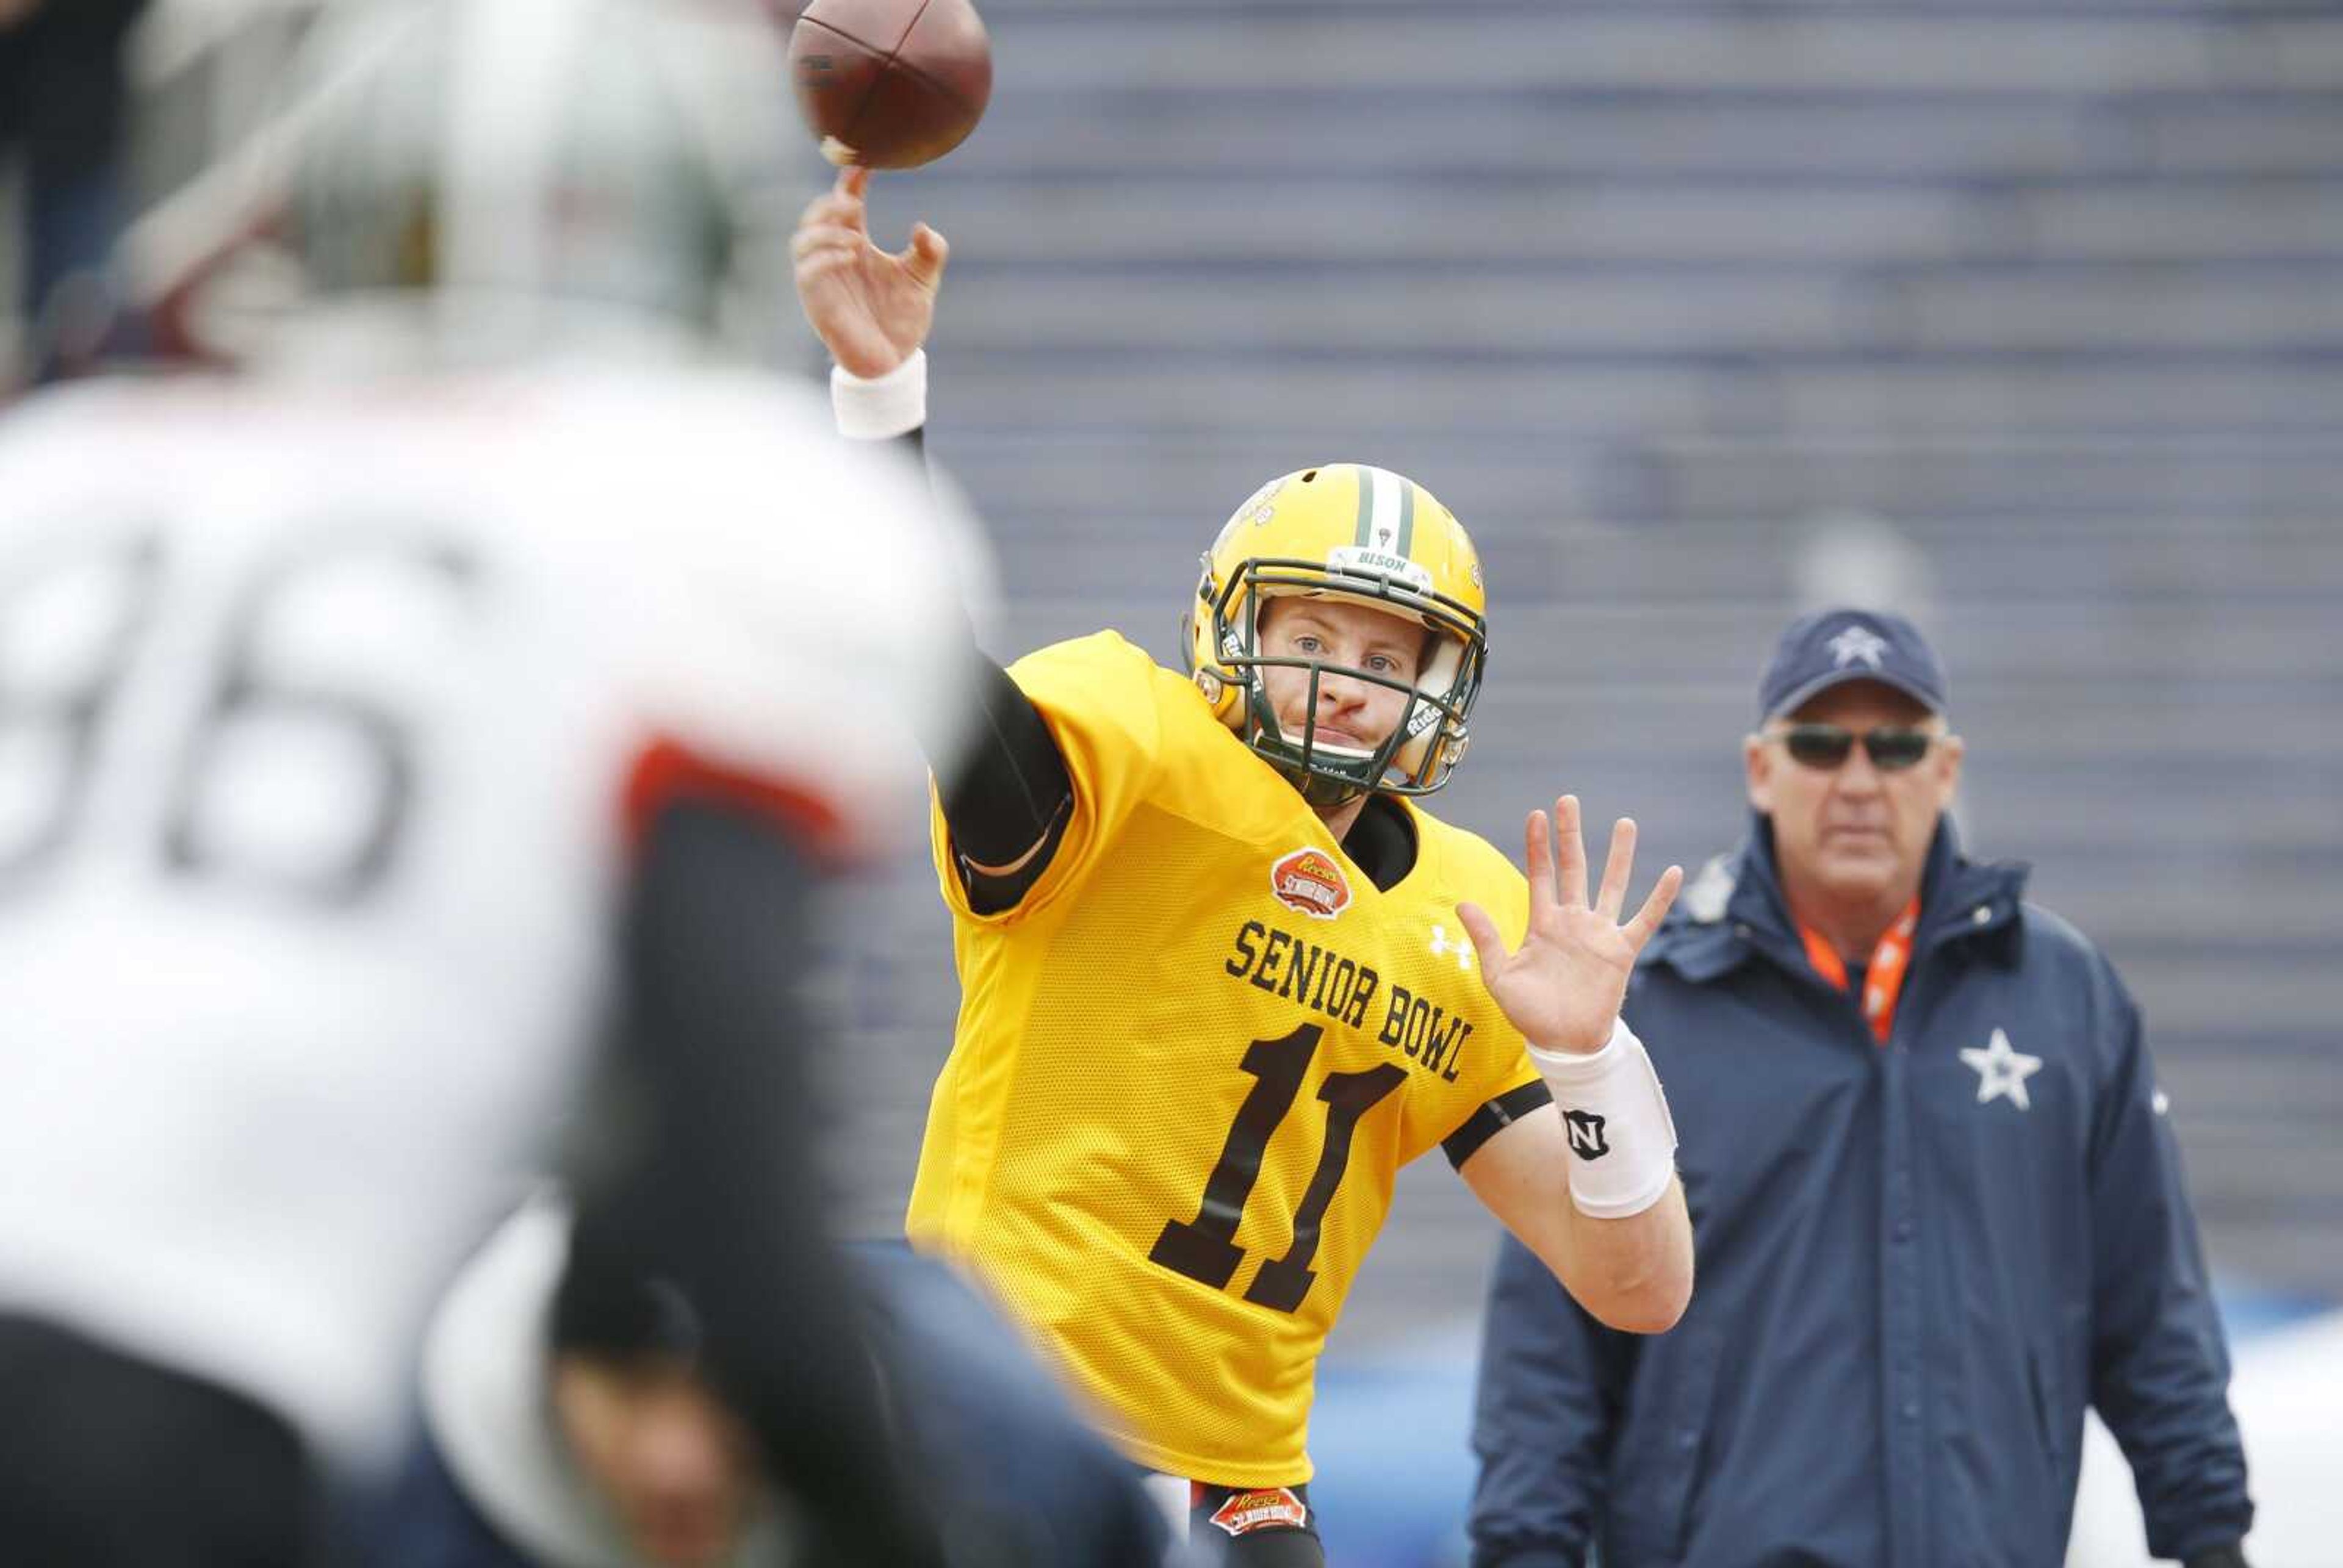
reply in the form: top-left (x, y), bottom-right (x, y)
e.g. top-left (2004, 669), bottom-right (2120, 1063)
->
top-left (830, 348), bottom-right (928, 440)
top-left (1528, 1016), bottom-right (1679, 1220)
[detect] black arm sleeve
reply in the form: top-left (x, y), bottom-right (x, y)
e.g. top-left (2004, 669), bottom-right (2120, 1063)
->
top-left (891, 422), bottom-right (1076, 915)
top-left (584, 799), bottom-right (945, 1568)
top-left (934, 645), bottom-right (1074, 914)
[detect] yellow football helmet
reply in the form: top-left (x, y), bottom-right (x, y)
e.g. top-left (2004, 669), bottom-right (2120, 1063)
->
top-left (1182, 462), bottom-right (1489, 806)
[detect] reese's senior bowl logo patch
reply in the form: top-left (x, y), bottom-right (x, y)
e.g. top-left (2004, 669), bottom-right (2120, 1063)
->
top-left (1209, 1487), bottom-right (1310, 1537)
top-left (1270, 847), bottom-right (1351, 921)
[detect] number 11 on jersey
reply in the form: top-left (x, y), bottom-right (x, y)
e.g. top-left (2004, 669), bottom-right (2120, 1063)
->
top-left (1148, 1023), bottom-right (1405, 1314)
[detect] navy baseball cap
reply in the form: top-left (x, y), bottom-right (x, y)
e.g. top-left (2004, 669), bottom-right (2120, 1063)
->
top-left (1758, 608), bottom-right (1948, 719)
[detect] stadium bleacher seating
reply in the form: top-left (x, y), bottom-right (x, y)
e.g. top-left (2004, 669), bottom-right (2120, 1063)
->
top-left (833, 0), bottom-right (2343, 1334)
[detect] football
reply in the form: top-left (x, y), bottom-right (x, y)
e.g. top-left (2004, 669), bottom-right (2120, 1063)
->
top-left (788, 0), bottom-right (993, 170)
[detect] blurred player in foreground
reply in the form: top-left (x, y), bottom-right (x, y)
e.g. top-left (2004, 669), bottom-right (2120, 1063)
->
top-left (375, 1195), bottom-right (792, 1568)
top-left (0, 5), bottom-right (1153, 1565)
top-left (378, 1190), bottom-right (1162, 1568)
top-left (793, 166), bottom-right (1696, 1566)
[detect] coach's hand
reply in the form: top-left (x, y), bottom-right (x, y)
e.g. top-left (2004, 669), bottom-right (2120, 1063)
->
top-left (1458, 795), bottom-right (1682, 1055)
top-left (791, 166), bottom-right (949, 379)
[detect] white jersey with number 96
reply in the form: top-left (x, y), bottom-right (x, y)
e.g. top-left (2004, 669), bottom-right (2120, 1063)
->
top-left (0, 367), bottom-right (974, 1462)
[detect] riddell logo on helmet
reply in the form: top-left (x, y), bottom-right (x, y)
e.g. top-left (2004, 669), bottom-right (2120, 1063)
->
top-left (1209, 1487), bottom-right (1310, 1537)
top-left (1270, 848), bottom-right (1351, 921)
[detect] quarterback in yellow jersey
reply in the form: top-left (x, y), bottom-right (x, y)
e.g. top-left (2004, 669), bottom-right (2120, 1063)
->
top-left (794, 169), bottom-right (1695, 1566)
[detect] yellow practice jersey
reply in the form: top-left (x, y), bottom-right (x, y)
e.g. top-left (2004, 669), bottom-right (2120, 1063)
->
top-left (909, 631), bottom-right (1547, 1486)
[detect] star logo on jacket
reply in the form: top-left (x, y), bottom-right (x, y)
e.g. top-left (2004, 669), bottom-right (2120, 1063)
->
top-left (1428, 924), bottom-right (1473, 972)
top-left (1959, 1027), bottom-right (2043, 1112)
top-left (1828, 624), bottom-right (1890, 671)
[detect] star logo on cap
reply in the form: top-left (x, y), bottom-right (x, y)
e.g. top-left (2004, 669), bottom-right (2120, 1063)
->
top-left (1959, 1027), bottom-right (2044, 1112)
top-left (1828, 625), bottom-right (1890, 671)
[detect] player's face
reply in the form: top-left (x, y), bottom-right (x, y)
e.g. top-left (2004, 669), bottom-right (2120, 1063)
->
top-left (552, 1354), bottom-right (762, 1568)
top-left (1746, 680), bottom-right (1962, 910)
top-left (1256, 595), bottom-right (1427, 757)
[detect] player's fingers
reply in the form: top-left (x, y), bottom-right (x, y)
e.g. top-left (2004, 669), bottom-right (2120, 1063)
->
top-left (902, 223), bottom-right (949, 290)
top-left (1554, 794), bottom-right (1589, 909)
top-left (793, 254), bottom-right (868, 296)
top-left (1522, 808), bottom-right (1557, 918)
top-left (795, 192), bottom-right (848, 237)
top-left (791, 224), bottom-right (862, 262)
top-left (794, 253), bottom-right (863, 291)
top-left (805, 180), bottom-right (863, 217)
top-left (1594, 816), bottom-right (1637, 922)
top-left (831, 163), bottom-right (873, 204)
top-left (1621, 864), bottom-right (1685, 952)
top-left (792, 193), bottom-right (870, 240)
top-left (1456, 901), bottom-right (1510, 974)
top-left (812, 166), bottom-right (870, 234)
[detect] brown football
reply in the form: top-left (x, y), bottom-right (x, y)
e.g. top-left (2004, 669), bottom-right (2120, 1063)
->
top-left (788, 0), bottom-right (993, 170)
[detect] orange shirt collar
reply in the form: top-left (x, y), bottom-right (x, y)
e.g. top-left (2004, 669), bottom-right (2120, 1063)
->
top-left (1799, 896), bottom-right (1922, 1045)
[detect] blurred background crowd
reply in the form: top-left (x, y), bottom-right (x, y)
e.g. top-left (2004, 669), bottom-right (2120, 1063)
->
top-left (3, 2), bottom-right (2336, 1565)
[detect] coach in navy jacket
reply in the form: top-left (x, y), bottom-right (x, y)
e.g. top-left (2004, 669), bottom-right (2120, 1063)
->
top-left (1468, 609), bottom-right (2251, 1568)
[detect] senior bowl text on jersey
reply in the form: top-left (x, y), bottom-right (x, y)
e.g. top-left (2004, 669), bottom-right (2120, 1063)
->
top-left (1222, 917), bottom-right (1476, 1082)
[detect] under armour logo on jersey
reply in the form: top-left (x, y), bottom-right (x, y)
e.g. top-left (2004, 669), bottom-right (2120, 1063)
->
top-left (1428, 924), bottom-right (1472, 971)
top-left (1564, 1109), bottom-right (1610, 1161)
top-left (1828, 624), bottom-right (1889, 670)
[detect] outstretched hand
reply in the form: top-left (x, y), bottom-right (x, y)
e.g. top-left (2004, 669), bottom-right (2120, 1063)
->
top-left (1456, 796), bottom-right (1683, 1055)
top-left (791, 166), bottom-right (949, 379)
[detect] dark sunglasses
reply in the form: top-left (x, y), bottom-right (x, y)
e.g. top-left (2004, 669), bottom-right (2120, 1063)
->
top-left (1773, 723), bottom-right (1935, 772)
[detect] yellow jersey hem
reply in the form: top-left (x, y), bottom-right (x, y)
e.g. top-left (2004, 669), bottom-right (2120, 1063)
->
top-left (1112, 1433), bottom-right (1314, 1492)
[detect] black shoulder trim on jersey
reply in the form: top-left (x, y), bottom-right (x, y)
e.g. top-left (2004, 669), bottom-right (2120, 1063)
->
top-left (1442, 1079), bottom-right (1555, 1170)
